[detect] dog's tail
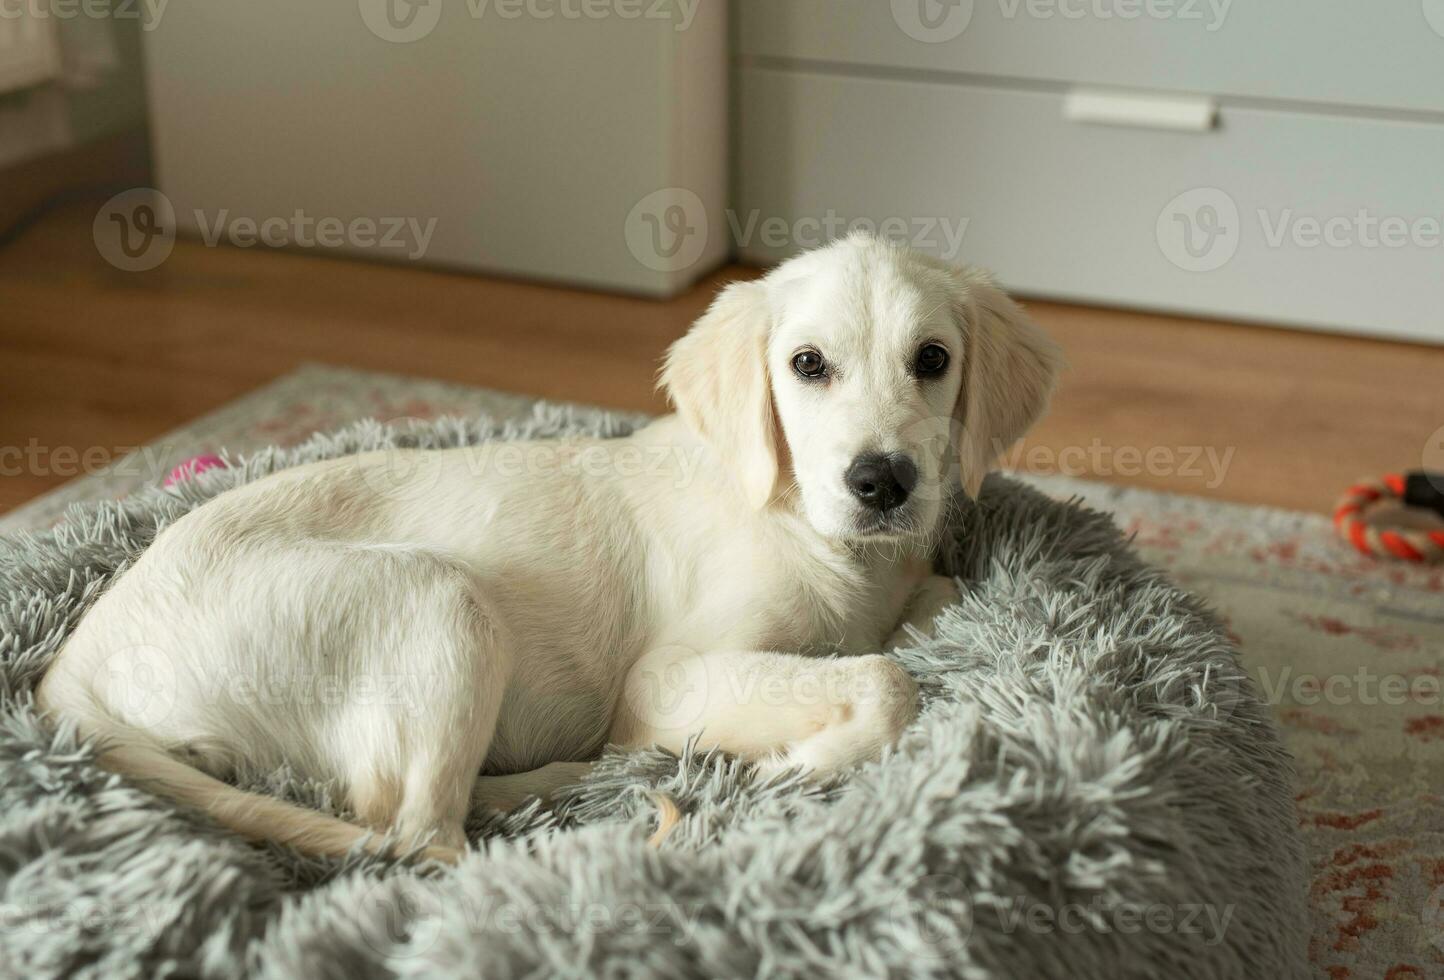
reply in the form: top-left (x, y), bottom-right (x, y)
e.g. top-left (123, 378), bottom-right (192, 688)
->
top-left (38, 684), bottom-right (460, 864)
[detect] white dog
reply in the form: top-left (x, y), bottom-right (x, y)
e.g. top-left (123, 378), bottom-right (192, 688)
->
top-left (38, 235), bottom-right (1060, 863)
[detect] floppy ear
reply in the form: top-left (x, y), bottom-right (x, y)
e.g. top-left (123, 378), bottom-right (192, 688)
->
top-left (953, 271), bottom-right (1062, 498)
top-left (661, 281), bottom-right (781, 509)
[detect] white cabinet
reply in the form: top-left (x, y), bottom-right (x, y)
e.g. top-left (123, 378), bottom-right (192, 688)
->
top-left (143, 0), bottom-right (729, 296)
top-left (736, 0), bottom-right (1444, 342)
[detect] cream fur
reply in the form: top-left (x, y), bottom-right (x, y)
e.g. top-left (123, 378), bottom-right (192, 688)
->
top-left (37, 236), bottom-right (1060, 863)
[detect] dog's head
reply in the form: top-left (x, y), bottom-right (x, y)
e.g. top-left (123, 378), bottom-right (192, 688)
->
top-left (662, 234), bottom-right (1061, 541)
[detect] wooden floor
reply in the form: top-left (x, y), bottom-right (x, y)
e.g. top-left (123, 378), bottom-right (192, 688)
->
top-left (2, 197), bottom-right (1442, 516)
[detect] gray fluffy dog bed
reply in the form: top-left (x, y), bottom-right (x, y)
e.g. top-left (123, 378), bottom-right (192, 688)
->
top-left (0, 407), bottom-right (1308, 979)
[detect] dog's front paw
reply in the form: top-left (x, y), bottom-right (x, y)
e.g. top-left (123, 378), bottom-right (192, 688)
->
top-left (754, 655), bottom-right (919, 779)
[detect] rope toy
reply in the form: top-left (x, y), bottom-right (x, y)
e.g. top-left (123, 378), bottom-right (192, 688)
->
top-left (1334, 471), bottom-right (1444, 562)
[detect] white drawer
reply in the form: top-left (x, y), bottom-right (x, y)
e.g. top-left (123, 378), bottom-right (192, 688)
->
top-left (737, 0), bottom-right (1444, 116)
top-left (735, 67), bottom-right (1444, 343)
top-left (144, 0), bottom-right (729, 297)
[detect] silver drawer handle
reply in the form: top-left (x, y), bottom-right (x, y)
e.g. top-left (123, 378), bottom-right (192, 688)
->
top-left (1063, 89), bottom-right (1217, 132)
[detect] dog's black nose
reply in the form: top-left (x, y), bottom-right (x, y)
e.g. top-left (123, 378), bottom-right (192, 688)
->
top-left (845, 453), bottom-right (918, 512)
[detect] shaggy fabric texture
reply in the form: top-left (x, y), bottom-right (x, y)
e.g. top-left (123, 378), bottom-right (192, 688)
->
top-left (0, 408), bottom-right (1309, 979)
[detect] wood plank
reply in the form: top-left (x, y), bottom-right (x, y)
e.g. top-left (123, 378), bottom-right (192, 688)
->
top-left (2, 198), bottom-right (1441, 516)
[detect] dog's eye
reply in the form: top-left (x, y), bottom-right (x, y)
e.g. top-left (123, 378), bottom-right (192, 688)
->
top-left (914, 344), bottom-right (949, 377)
top-left (792, 350), bottom-right (827, 379)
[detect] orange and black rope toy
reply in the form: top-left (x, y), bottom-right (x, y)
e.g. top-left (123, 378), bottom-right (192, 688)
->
top-left (1334, 471), bottom-right (1444, 562)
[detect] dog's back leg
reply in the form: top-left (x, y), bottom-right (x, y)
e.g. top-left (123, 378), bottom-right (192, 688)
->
top-left (41, 544), bottom-right (512, 862)
top-left (339, 548), bottom-right (512, 853)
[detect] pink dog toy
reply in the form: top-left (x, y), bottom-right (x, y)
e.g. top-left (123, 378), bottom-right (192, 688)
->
top-left (163, 453), bottom-right (226, 487)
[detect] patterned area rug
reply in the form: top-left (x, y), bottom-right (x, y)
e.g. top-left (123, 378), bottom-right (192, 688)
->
top-left (3, 363), bottom-right (1440, 979)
